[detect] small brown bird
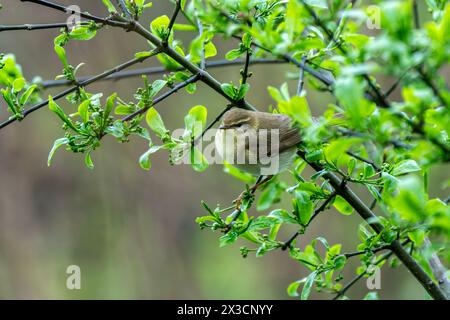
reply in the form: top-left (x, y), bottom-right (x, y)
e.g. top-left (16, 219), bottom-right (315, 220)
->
top-left (215, 108), bottom-right (301, 176)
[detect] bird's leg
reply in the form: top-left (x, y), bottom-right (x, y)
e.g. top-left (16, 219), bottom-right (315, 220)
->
top-left (233, 175), bottom-right (274, 210)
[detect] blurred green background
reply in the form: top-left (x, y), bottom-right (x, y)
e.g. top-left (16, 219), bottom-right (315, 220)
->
top-left (0, 0), bottom-right (447, 299)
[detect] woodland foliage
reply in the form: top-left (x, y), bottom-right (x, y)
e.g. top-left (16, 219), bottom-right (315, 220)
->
top-left (1, 0), bottom-right (449, 300)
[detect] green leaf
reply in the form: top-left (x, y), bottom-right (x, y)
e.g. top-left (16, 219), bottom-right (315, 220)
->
top-left (363, 292), bottom-right (379, 300)
top-left (237, 83), bottom-right (250, 100)
top-left (146, 107), bottom-right (168, 139)
top-left (268, 86), bottom-right (285, 103)
top-left (287, 280), bottom-right (304, 297)
top-left (150, 79), bottom-right (167, 98)
top-left (85, 152), bottom-right (94, 169)
top-left (333, 255), bottom-right (347, 270)
top-left (391, 160), bottom-right (421, 176)
top-left (150, 15), bottom-right (170, 34)
top-left (257, 182), bottom-right (281, 211)
top-left (278, 96), bottom-right (311, 127)
top-left (104, 93), bottom-right (117, 123)
top-left (12, 77), bottom-right (26, 92)
top-left (115, 104), bottom-right (135, 115)
top-left (248, 216), bottom-right (280, 231)
top-left (184, 105), bottom-right (207, 138)
top-left (54, 45), bottom-right (68, 68)
top-left (294, 191), bottom-right (314, 225)
top-left (173, 23), bottom-right (196, 31)
top-left (333, 195), bottom-right (353, 215)
top-left (78, 99), bottom-right (90, 123)
top-left (305, 149), bottom-right (323, 163)
top-left (334, 76), bottom-right (374, 128)
top-left (48, 96), bottom-right (79, 132)
top-left (225, 48), bottom-right (243, 60)
top-left (19, 84), bottom-right (37, 106)
top-left (1, 88), bottom-right (18, 114)
top-left (101, 0), bottom-right (117, 12)
top-left (47, 137), bottom-right (69, 166)
top-left (268, 209), bottom-right (298, 224)
top-left (301, 271), bottom-right (318, 300)
top-left (223, 162), bottom-right (256, 184)
top-left (135, 51), bottom-right (155, 59)
top-left (204, 41), bottom-right (217, 59)
top-left (386, 176), bottom-right (426, 222)
top-left (191, 146), bottom-right (208, 172)
top-left (219, 231), bottom-right (238, 247)
top-left (221, 83), bottom-right (236, 98)
top-left (408, 229), bottom-right (426, 246)
top-left (139, 145), bottom-right (162, 170)
top-left (304, 0), bottom-right (328, 9)
top-left (69, 26), bottom-right (97, 41)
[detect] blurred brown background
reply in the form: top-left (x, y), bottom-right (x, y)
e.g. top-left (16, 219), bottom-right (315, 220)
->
top-left (0, 0), bottom-right (447, 299)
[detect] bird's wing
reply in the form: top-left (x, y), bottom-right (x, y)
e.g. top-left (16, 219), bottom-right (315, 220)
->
top-left (278, 126), bottom-right (301, 153)
top-left (256, 113), bottom-right (301, 156)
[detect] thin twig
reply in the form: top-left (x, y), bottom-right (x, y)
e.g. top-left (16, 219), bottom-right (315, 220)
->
top-left (0, 21), bottom-right (88, 32)
top-left (346, 151), bottom-right (381, 171)
top-left (296, 55), bottom-right (307, 96)
top-left (413, 0), bottom-right (420, 29)
top-left (166, 0), bottom-right (182, 42)
top-left (416, 67), bottom-right (448, 107)
top-left (199, 105), bottom-right (232, 140)
top-left (224, 175), bottom-right (265, 232)
top-left (342, 244), bottom-right (391, 258)
top-left (195, 15), bottom-right (206, 70)
top-left (241, 49), bottom-right (252, 85)
top-left (115, 0), bottom-right (132, 19)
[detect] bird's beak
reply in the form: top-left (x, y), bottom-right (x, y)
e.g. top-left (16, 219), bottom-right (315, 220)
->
top-left (219, 124), bottom-right (228, 129)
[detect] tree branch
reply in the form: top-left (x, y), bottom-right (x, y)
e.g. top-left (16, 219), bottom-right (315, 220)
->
top-left (0, 22), bottom-right (88, 32)
top-left (39, 58), bottom-right (286, 89)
